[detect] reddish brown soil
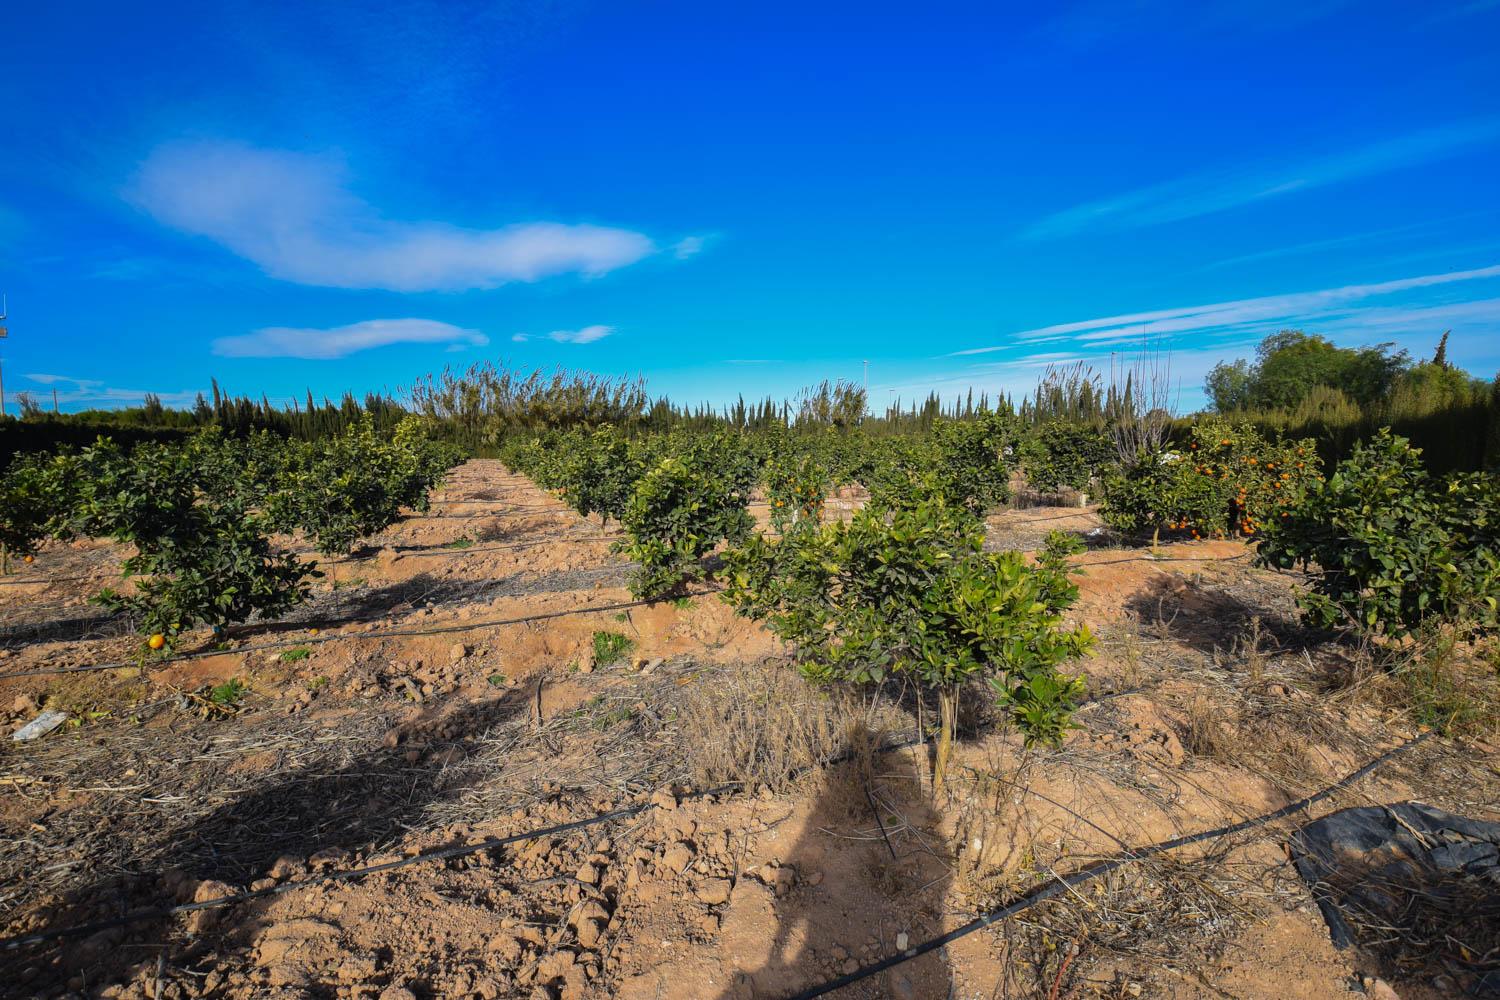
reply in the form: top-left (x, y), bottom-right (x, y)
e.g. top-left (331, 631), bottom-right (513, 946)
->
top-left (0, 465), bottom-right (1493, 1000)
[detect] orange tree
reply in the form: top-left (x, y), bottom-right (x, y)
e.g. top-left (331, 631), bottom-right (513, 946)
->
top-left (0, 450), bottom-right (78, 571)
top-left (618, 432), bottom-right (757, 598)
top-left (550, 427), bottom-right (648, 529)
top-left (268, 416), bottom-right (460, 557)
top-left (69, 438), bottom-right (315, 651)
top-left (1019, 421), bottom-right (1116, 494)
top-left (723, 495), bottom-right (1093, 792)
top-left (1258, 429), bottom-right (1500, 637)
top-left (1100, 418), bottom-right (1320, 541)
top-left (763, 452), bottom-right (830, 532)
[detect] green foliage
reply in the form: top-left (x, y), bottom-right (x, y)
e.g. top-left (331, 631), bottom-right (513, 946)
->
top-left (1100, 418), bottom-right (1320, 540)
top-left (268, 416), bottom-right (459, 555)
top-left (858, 411), bottom-right (1018, 515)
top-left (208, 678), bottom-right (248, 706)
top-left (1208, 330), bottom-right (1410, 411)
top-left (407, 361), bottom-right (650, 449)
top-left (1204, 359), bottom-right (1253, 413)
top-left (722, 498), bottom-right (1093, 751)
top-left (0, 450), bottom-right (78, 560)
top-left (1257, 429), bottom-right (1500, 636)
top-left (591, 630), bottom-right (635, 666)
top-left (1394, 635), bottom-right (1496, 737)
top-left (8, 416), bottom-right (456, 649)
top-left (554, 427), bottom-right (646, 527)
top-left (793, 380), bottom-right (867, 430)
top-left (1203, 331), bottom-right (1497, 477)
top-left (70, 438), bottom-right (317, 649)
top-left (1020, 423), bottom-right (1115, 493)
top-left (618, 434), bottom-right (755, 598)
top-left (928, 410), bottom-right (1018, 512)
top-left (279, 647), bottom-right (312, 663)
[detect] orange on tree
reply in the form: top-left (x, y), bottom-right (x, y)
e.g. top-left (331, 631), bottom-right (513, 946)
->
top-left (147, 634), bottom-right (166, 650)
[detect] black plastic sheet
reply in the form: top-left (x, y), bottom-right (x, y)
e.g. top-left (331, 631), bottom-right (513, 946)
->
top-left (1291, 803), bottom-right (1500, 997)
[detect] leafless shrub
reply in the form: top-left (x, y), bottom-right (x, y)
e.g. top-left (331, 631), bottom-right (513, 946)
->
top-left (1107, 339), bottom-right (1180, 464)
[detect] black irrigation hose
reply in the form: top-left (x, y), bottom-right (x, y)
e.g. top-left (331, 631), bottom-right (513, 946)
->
top-left (783, 729), bottom-right (1436, 1000)
top-left (362, 535), bottom-right (616, 560)
top-left (0, 589), bottom-right (726, 681)
top-left (0, 535), bottom-right (620, 588)
top-left (1077, 551), bottom-right (1255, 568)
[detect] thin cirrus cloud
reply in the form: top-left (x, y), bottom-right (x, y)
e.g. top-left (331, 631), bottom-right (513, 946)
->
top-left (512, 325), bottom-right (614, 345)
top-left (212, 319), bottom-right (489, 359)
top-left (1021, 120), bottom-right (1500, 240)
top-left (952, 263), bottom-right (1500, 356)
top-left (128, 141), bottom-right (657, 292)
top-left (17, 374), bottom-right (205, 408)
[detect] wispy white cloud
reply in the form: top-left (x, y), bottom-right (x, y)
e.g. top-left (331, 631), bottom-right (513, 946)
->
top-left (212, 318), bottom-right (488, 359)
top-left (673, 235), bottom-right (708, 259)
top-left (1022, 120), bottom-right (1500, 240)
top-left (1193, 221), bottom-right (1441, 273)
top-left (953, 264), bottom-right (1500, 355)
top-left (129, 141), bottom-right (657, 291)
top-left (512, 325), bottom-right (615, 345)
top-left (13, 374), bottom-right (204, 409)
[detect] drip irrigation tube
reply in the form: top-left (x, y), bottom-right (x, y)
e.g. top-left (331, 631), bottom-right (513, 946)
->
top-left (0, 535), bottom-right (619, 588)
top-left (1, 589), bottom-right (725, 681)
top-left (783, 729), bottom-right (1435, 1000)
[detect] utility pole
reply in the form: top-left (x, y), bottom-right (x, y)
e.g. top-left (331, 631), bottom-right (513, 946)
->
top-left (0, 295), bottom-right (8, 419)
top-left (862, 359), bottom-right (870, 421)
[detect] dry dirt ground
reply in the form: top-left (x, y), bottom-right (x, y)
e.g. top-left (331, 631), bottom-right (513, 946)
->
top-left (0, 460), bottom-right (1495, 1000)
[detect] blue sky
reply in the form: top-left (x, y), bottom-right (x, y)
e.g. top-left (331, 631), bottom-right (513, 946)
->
top-left (3, 1), bottom-right (1499, 414)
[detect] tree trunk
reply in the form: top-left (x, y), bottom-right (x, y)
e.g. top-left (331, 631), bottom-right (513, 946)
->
top-left (934, 685), bottom-right (959, 797)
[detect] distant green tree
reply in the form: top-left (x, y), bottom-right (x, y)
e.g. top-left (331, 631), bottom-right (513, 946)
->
top-left (1210, 330), bottom-right (1410, 411)
top-left (1205, 359), bottom-right (1253, 412)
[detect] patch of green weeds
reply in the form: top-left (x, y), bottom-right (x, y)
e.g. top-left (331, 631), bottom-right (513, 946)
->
top-left (592, 630), bottom-right (634, 666)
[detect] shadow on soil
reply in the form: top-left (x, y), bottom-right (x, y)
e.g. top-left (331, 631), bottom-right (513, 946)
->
top-left (716, 732), bottom-right (954, 1000)
top-left (4, 691), bottom-right (534, 994)
top-left (241, 566), bottom-right (631, 638)
top-left (1124, 573), bottom-right (1314, 655)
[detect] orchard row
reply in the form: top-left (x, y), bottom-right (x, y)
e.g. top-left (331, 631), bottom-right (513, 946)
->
top-left (0, 418), bottom-right (463, 651)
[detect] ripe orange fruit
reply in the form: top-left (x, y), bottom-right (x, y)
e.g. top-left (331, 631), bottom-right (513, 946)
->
top-left (309, 628), bottom-right (319, 636)
top-left (147, 634), bottom-right (166, 650)
top-left (24, 555), bottom-right (34, 564)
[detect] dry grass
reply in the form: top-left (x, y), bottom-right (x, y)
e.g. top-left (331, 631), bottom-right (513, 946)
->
top-left (994, 844), bottom-right (1291, 1000)
top-left (1180, 694), bottom-right (1237, 761)
top-left (674, 658), bottom-right (904, 793)
top-left (1318, 629), bottom-right (1500, 742)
